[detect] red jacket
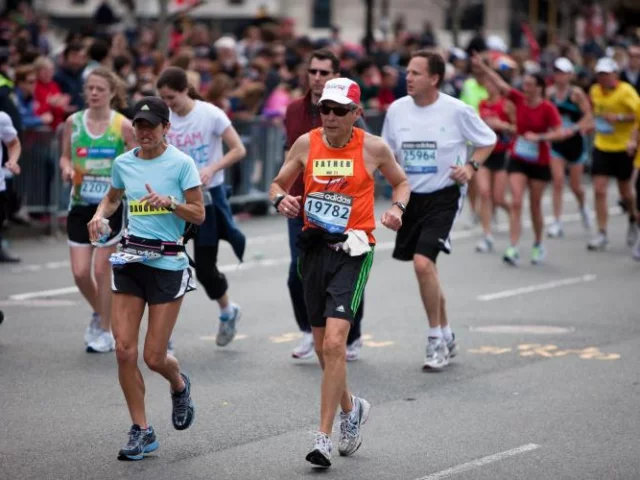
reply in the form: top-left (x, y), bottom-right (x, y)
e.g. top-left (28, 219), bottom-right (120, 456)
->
top-left (35, 80), bottom-right (66, 130)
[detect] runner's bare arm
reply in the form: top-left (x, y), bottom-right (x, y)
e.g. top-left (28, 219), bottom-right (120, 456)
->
top-left (572, 88), bottom-right (594, 133)
top-left (121, 118), bottom-right (137, 150)
top-left (95, 186), bottom-right (124, 220)
top-left (369, 135), bottom-right (410, 205)
top-left (59, 116), bottom-right (74, 181)
top-left (212, 125), bottom-right (247, 173)
top-left (270, 134), bottom-right (307, 199)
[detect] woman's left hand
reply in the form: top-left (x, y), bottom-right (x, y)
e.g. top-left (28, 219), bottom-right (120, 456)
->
top-left (140, 184), bottom-right (171, 209)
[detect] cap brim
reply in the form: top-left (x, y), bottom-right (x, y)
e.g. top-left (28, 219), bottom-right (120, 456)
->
top-left (318, 94), bottom-right (354, 105)
top-left (595, 68), bottom-right (614, 74)
top-left (132, 112), bottom-right (165, 126)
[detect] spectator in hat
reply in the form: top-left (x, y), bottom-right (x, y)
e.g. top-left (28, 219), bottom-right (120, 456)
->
top-left (621, 46), bottom-right (640, 93)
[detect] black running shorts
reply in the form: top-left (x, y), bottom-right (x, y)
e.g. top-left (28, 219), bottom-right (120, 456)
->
top-left (67, 203), bottom-right (125, 246)
top-left (482, 151), bottom-right (507, 171)
top-left (591, 148), bottom-right (634, 181)
top-left (300, 246), bottom-right (373, 328)
top-left (393, 185), bottom-right (462, 263)
top-left (507, 159), bottom-right (552, 182)
top-left (112, 263), bottom-right (196, 305)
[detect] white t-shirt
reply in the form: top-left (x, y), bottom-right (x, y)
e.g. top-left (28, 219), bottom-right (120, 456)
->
top-left (382, 93), bottom-right (497, 194)
top-left (166, 100), bottom-right (232, 188)
top-left (0, 112), bottom-right (18, 193)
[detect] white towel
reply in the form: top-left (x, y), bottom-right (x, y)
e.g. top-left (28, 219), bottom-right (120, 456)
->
top-left (339, 229), bottom-right (372, 257)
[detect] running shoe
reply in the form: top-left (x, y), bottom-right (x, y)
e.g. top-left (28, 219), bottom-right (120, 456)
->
top-left (117, 425), bottom-right (159, 461)
top-left (580, 206), bottom-right (593, 231)
top-left (292, 332), bottom-right (314, 359)
top-left (423, 337), bottom-right (449, 370)
top-left (627, 221), bottom-right (638, 248)
top-left (84, 312), bottom-right (100, 345)
top-left (446, 333), bottom-right (458, 358)
top-left (531, 244), bottom-right (547, 265)
top-left (306, 432), bottom-right (333, 468)
top-left (338, 395), bottom-right (371, 457)
top-left (346, 337), bottom-right (363, 362)
top-left (547, 221), bottom-right (563, 238)
top-left (587, 232), bottom-right (608, 251)
top-left (86, 328), bottom-right (115, 353)
top-left (171, 373), bottom-right (195, 431)
top-left (475, 236), bottom-right (494, 253)
top-left (503, 246), bottom-right (520, 266)
top-left (216, 304), bottom-right (241, 347)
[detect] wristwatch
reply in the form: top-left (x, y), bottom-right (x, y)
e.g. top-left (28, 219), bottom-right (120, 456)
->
top-left (168, 195), bottom-right (179, 211)
top-left (467, 160), bottom-right (480, 172)
top-left (273, 194), bottom-right (285, 211)
top-left (392, 201), bottom-right (406, 214)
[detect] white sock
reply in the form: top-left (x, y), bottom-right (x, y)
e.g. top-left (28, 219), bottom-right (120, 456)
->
top-left (428, 327), bottom-right (442, 339)
top-left (442, 326), bottom-right (453, 342)
top-left (220, 303), bottom-right (234, 318)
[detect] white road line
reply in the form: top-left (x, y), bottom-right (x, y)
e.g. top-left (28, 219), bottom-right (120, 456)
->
top-left (9, 286), bottom-right (80, 301)
top-left (477, 274), bottom-right (597, 301)
top-left (0, 299), bottom-right (77, 307)
top-left (416, 443), bottom-right (540, 480)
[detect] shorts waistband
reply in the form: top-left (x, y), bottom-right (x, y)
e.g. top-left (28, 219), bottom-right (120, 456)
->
top-left (121, 235), bottom-right (185, 256)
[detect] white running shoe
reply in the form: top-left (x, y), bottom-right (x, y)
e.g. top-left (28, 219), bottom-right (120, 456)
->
top-left (292, 332), bottom-right (314, 359)
top-left (475, 236), bottom-right (494, 253)
top-left (87, 329), bottom-right (115, 353)
top-left (627, 222), bottom-right (638, 248)
top-left (346, 337), bottom-right (363, 362)
top-left (306, 432), bottom-right (333, 468)
top-left (84, 313), bottom-right (100, 345)
top-left (338, 395), bottom-right (371, 457)
top-left (423, 337), bottom-right (449, 370)
top-left (580, 206), bottom-right (593, 232)
top-left (633, 231), bottom-right (640, 261)
top-left (547, 221), bottom-right (563, 238)
top-left (587, 232), bottom-right (608, 251)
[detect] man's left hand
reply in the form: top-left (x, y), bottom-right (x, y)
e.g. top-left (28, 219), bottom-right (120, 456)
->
top-left (449, 164), bottom-right (474, 184)
top-left (381, 208), bottom-right (402, 231)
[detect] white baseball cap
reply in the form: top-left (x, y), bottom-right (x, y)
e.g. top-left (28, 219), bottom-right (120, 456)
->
top-left (554, 57), bottom-right (574, 73)
top-left (595, 57), bottom-right (618, 74)
top-left (318, 78), bottom-right (361, 105)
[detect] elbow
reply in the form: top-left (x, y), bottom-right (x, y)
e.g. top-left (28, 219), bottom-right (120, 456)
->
top-left (193, 206), bottom-right (206, 226)
top-left (236, 144), bottom-right (247, 160)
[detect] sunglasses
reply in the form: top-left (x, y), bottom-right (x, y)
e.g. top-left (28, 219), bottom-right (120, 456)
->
top-left (308, 68), bottom-right (332, 76)
top-left (319, 104), bottom-right (354, 116)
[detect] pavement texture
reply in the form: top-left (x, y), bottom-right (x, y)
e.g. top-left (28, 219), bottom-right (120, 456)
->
top-left (0, 185), bottom-right (639, 480)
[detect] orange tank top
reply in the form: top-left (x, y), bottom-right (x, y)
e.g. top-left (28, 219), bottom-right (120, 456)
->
top-left (303, 127), bottom-right (376, 244)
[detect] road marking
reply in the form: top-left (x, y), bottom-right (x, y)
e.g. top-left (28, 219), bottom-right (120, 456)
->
top-left (416, 443), bottom-right (540, 480)
top-left (9, 286), bottom-right (80, 301)
top-left (477, 274), bottom-right (596, 301)
top-left (0, 299), bottom-right (77, 307)
top-left (470, 325), bottom-right (574, 334)
top-left (200, 334), bottom-right (248, 341)
top-left (468, 344), bottom-right (620, 360)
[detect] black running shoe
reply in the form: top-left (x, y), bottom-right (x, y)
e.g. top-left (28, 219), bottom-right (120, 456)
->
top-left (117, 425), bottom-right (159, 461)
top-left (172, 373), bottom-right (195, 430)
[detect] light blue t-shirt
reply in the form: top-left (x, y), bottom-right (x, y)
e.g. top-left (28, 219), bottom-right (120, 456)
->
top-left (112, 145), bottom-right (201, 271)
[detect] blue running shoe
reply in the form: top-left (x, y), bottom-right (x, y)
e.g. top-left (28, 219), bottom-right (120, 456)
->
top-left (117, 425), bottom-right (159, 461)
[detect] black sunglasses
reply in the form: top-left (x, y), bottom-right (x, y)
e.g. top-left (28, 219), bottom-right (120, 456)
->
top-left (308, 68), bottom-right (332, 76)
top-left (319, 104), bottom-right (354, 117)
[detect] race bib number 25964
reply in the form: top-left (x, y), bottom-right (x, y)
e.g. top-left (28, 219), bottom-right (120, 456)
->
top-left (401, 141), bottom-right (438, 174)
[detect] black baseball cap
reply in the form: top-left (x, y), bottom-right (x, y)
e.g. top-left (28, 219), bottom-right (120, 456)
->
top-left (132, 97), bottom-right (170, 126)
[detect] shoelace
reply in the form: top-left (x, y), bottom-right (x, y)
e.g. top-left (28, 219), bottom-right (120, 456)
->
top-left (314, 432), bottom-right (332, 452)
top-left (173, 392), bottom-right (189, 416)
top-left (125, 428), bottom-right (142, 448)
top-left (340, 402), bottom-right (360, 439)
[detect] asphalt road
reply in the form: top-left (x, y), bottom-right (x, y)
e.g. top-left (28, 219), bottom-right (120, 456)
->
top-left (1, 186), bottom-right (639, 480)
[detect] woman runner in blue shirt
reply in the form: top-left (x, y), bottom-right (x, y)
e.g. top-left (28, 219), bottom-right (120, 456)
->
top-left (88, 97), bottom-right (205, 461)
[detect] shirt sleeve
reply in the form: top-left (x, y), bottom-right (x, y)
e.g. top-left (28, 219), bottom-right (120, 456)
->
top-left (212, 106), bottom-right (232, 137)
top-left (381, 108), bottom-right (397, 156)
top-left (507, 88), bottom-right (525, 107)
top-left (180, 156), bottom-right (203, 191)
top-left (457, 104), bottom-right (497, 147)
top-left (0, 112), bottom-right (17, 144)
top-left (111, 157), bottom-right (125, 189)
top-left (623, 84), bottom-right (640, 113)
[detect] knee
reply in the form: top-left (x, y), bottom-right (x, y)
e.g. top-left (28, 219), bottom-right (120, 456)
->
top-left (115, 341), bottom-right (138, 366)
top-left (71, 262), bottom-right (91, 284)
top-left (322, 335), bottom-right (345, 361)
top-left (93, 260), bottom-right (111, 282)
top-left (570, 179), bottom-right (583, 194)
top-left (413, 255), bottom-right (436, 280)
top-left (478, 185), bottom-right (491, 202)
top-left (511, 197), bottom-right (523, 211)
top-left (143, 348), bottom-right (167, 372)
top-left (594, 187), bottom-right (607, 198)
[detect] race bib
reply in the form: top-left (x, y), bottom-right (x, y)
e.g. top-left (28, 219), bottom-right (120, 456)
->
top-left (401, 141), bottom-right (437, 174)
top-left (305, 191), bottom-right (352, 234)
top-left (129, 200), bottom-right (171, 216)
top-left (110, 252), bottom-right (147, 265)
top-left (312, 159), bottom-right (354, 177)
top-left (80, 175), bottom-right (110, 204)
top-left (514, 137), bottom-right (540, 162)
top-left (595, 116), bottom-right (614, 134)
top-left (561, 115), bottom-right (575, 128)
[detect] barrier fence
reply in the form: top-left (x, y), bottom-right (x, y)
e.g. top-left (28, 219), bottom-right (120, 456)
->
top-left (10, 112), bottom-right (595, 236)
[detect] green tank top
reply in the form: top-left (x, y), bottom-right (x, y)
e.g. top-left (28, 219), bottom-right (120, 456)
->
top-left (69, 110), bottom-right (127, 207)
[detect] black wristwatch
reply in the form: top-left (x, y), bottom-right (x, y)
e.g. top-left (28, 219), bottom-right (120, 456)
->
top-left (392, 201), bottom-right (406, 214)
top-left (273, 194), bottom-right (285, 211)
top-left (467, 160), bottom-right (480, 172)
